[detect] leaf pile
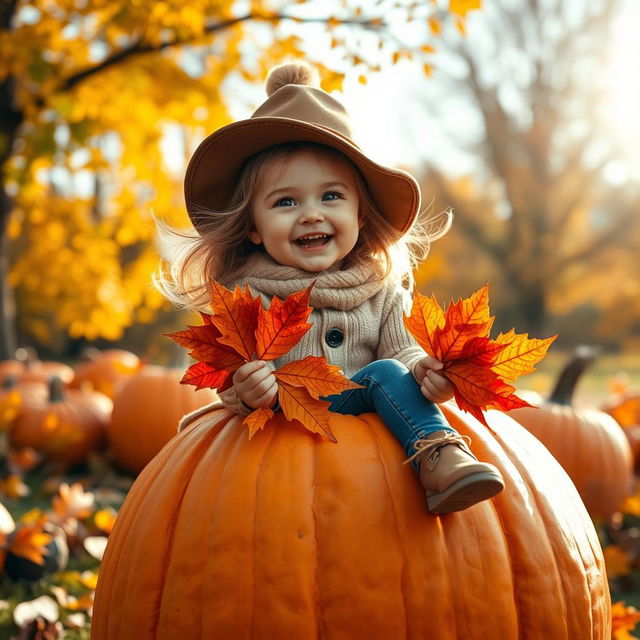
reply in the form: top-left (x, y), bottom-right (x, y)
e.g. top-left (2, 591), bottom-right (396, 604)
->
top-left (168, 281), bottom-right (361, 442)
top-left (404, 284), bottom-right (556, 425)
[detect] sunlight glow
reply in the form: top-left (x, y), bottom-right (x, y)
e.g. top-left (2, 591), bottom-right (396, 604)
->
top-left (600, 0), bottom-right (640, 180)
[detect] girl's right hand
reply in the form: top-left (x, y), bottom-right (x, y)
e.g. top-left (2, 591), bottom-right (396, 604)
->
top-left (232, 360), bottom-right (278, 409)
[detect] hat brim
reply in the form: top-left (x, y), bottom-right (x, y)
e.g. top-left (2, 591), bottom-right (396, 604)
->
top-left (184, 117), bottom-right (420, 234)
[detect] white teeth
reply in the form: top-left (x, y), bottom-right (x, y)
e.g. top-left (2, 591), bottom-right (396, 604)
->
top-left (298, 234), bottom-right (328, 240)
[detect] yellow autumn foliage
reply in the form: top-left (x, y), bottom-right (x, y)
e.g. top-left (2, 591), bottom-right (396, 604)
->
top-left (3, 0), bottom-right (476, 344)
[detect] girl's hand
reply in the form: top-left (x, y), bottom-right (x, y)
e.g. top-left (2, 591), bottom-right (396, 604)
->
top-left (232, 360), bottom-right (278, 409)
top-left (414, 355), bottom-right (454, 404)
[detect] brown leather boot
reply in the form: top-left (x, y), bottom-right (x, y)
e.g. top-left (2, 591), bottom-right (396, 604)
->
top-left (411, 430), bottom-right (504, 514)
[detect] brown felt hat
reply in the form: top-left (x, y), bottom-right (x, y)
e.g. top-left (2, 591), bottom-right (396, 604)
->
top-left (184, 62), bottom-right (421, 235)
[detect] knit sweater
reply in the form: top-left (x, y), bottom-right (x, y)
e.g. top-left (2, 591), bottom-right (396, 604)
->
top-left (216, 252), bottom-right (427, 416)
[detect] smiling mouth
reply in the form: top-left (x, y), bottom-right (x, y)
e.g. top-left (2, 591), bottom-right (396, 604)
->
top-left (294, 233), bottom-right (333, 248)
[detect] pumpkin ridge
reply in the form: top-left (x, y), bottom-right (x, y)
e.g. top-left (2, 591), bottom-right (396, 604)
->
top-left (101, 422), bottom-right (212, 637)
top-left (441, 407), bottom-right (520, 636)
top-left (531, 483), bottom-right (596, 637)
top-left (94, 419), bottom-right (203, 635)
top-left (465, 413), bottom-right (565, 636)
top-left (367, 417), bottom-right (410, 638)
top-left (143, 423), bottom-right (223, 638)
top-left (483, 489), bottom-right (521, 639)
top-left (310, 420), bottom-right (323, 640)
top-left (490, 419), bottom-right (602, 638)
top-left (495, 430), bottom-right (570, 637)
top-left (197, 418), bottom-right (245, 632)
top-left (251, 421), bottom-right (280, 637)
top-left (165, 416), bottom-right (244, 636)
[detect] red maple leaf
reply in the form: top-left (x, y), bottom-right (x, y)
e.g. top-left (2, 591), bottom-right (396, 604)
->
top-left (167, 281), bottom-right (361, 440)
top-left (404, 284), bottom-right (556, 425)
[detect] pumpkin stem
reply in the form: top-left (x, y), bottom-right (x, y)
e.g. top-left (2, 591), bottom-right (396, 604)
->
top-left (548, 345), bottom-right (599, 406)
top-left (48, 376), bottom-right (66, 404)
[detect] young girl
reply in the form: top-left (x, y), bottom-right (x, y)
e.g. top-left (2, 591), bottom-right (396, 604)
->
top-left (158, 61), bottom-right (504, 514)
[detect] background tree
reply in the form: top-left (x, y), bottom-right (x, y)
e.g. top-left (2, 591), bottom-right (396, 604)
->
top-left (1, 0), bottom-right (476, 360)
top-left (413, 0), bottom-right (640, 344)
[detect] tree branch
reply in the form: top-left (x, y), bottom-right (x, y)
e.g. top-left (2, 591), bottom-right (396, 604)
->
top-left (553, 205), bottom-right (639, 272)
top-left (427, 169), bottom-right (507, 265)
top-left (59, 12), bottom-right (386, 93)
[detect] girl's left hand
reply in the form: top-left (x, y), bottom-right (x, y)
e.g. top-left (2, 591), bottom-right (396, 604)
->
top-left (414, 355), bottom-right (454, 404)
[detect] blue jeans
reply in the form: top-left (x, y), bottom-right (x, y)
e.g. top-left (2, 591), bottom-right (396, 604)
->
top-left (323, 359), bottom-right (454, 471)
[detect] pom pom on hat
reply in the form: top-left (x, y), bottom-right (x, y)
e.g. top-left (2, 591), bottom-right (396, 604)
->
top-left (266, 61), bottom-right (320, 97)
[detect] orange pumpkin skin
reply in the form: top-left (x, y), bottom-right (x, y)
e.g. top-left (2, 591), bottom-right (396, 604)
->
top-left (107, 365), bottom-right (218, 474)
top-left (509, 350), bottom-right (633, 520)
top-left (70, 349), bottom-right (141, 399)
top-left (92, 405), bottom-right (610, 639)
top-left (509, 403), bottom-right (632, 519)
top-left (0, 360), bottom-right (26, 379)
top-left (10, 379), bottom-right (111, 465)
top-left (20, 361), bottom-right (75, 385)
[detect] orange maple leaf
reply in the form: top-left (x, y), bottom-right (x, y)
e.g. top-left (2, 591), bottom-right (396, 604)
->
top-left (274, 356), bottom-right (363, 399)
top-left (612, 601), bottom-right (640, 639)
top-left (208, 281), bottom-right (262, 361)
top-left (276, 381), bottom-right (337, 442)
top-left (9, 520), bottom-right (51, 565)
top-left (169, 312), bottom-right (246, 369)
top-left (256, 284), bottom-right (314, 360)
top-left (169, 281), bottom-right (357, 441)
top-left (243, 407), bottom-right (275, 439)
top-left (405, 284), bottom-right (556, 425)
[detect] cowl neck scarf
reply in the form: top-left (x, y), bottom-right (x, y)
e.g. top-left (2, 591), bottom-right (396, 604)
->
top-left (226, 252), bottom-right (387, 311)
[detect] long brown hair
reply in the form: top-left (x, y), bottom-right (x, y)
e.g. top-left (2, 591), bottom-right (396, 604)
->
top-left (155, 142), bottom-right (451, 309)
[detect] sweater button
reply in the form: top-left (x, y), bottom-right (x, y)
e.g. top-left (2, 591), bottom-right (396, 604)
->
top-left (325, 328), bottom-right (344, 348)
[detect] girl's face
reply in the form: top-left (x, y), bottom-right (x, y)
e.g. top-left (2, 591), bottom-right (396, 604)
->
top-left (249, 148), bottom-right (361, 272)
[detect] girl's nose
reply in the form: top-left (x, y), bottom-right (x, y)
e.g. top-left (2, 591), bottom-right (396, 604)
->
top-left (298, 205), bottom-right (324, 223)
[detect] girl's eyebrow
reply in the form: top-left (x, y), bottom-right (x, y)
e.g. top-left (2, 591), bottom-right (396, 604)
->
top-left (264, 181), bottom-right (351, 201)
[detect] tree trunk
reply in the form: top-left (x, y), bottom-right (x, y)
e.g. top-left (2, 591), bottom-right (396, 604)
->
top-left (0, 3), bottom-right (20, 359)
top-left (0, 184), bottom-right (17, 361)
top-left (512, 280), bottom-right (547, 336)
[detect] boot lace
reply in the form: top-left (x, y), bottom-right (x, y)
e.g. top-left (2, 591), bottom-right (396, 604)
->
top-left (404, 432), bottom-right (472, 470)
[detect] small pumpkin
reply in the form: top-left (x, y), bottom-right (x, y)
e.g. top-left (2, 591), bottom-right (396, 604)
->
top-left (10, 376), bottom-right (112, 466)
top-left (70, 347), bottom-right (141, 399)
top-left (4, 347), bottom-right (75, 386)
top-left (509, 346), bottom-right (633, 520)
top-left (0, 360), bottom-right (26, 380)
top-left (92, 405), bottom-right (610, 638)
top-left (107, 365), bottom-right (218, 474)
top-left (0, 375), bottom-right (47, 432)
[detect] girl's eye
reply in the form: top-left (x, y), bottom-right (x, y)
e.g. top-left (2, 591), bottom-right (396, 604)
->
top-left (275, 197), bottom-right (295, 207)
top-left (323, 191), bottom-right (343, 201)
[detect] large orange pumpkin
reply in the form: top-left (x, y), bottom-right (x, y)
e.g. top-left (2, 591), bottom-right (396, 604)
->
top-left (509, 348), bottom-right (633, 520)
top-left (10, 377), bottom-right (112, 465)
top-left (107, 365), bottom-right (218, 474)
top-left (92, 404), bottom-right (610, 639)
top-left (70, 348), bottom-right (141, 399)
